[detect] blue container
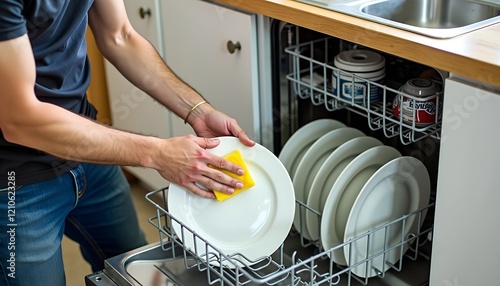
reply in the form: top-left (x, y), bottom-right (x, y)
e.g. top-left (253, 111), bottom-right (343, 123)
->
top-left (332, 50), bottom-right (385, 104)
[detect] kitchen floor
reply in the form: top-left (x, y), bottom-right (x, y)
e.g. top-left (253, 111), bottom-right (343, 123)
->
top-left (62, 179), bottom-right (161, 286)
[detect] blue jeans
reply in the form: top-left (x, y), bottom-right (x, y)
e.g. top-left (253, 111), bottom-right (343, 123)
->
top-left (0, 164), bottom-right (147, 286)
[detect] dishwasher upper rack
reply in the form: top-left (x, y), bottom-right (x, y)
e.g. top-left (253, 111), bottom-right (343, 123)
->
top-left (284, 37), bottom-right (443, 145)
top-left (146, 187), bottom-right (433, 286)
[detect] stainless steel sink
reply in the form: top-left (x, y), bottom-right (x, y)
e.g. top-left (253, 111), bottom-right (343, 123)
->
top-left (295, 0), bottom-right (500, 38)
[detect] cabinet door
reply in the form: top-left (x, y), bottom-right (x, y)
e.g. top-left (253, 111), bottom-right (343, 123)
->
top-left (161, 0), bottom-right (260, 141)
top-left (105, 0), bottom-right (170, 190)
top-left (430, 78), bottom-right (500, 285)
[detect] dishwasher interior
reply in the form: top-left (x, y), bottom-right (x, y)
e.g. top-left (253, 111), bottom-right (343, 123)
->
top-left (86, 23), bottom-right (442, 286)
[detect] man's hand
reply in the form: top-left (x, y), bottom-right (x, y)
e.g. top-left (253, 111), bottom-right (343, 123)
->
top-left (153, 135), bottom-right (247, 199)
top-left (190, 108), bottom-right (255, 148)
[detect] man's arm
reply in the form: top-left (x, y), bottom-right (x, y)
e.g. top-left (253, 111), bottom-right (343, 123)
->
top-left (88, 0), bottom-right (212, 124)
top-left (0, 34), bottom-right (242, 198)
top-left (88, 0), bottom-right (255, 146)
top-left (0, 35), bottom-right (155, 165)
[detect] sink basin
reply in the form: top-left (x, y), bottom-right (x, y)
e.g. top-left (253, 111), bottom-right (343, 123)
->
top-left (295, 0), bottom-right (500, 38)
top-left (361, 0), bottom-right (500, 37)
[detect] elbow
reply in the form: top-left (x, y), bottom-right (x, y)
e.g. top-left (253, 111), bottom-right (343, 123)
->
top-left (0, 110), bottom-right (34, 146)
top-left (1, 118), bottom-right (45, 151)
top-left (0, 89), bottom-right (43, 147)
top-left (96, 26), bottom-right (136, 60)
top-left (0, 123), bottom-right (22, 145)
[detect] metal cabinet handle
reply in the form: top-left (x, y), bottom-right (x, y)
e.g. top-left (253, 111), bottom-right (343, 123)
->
top-left (227, 41), bottom-right (241, 54)
top-left (139, 7), bottom-right (151, 19)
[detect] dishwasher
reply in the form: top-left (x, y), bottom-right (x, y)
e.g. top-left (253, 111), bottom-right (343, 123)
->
top-left (85, 22), bottom-right (443, 286)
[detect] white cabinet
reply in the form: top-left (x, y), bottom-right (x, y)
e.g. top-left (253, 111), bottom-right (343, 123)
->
top-left (105, 0), bottom-right (170, 190)
top-left (430, 77), bottom-right (500, 285)
top-left (160, 0), bottom-right (261, 142)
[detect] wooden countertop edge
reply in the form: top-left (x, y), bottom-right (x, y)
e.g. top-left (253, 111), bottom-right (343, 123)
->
top-left (215, 0), bottom-right (500, 88)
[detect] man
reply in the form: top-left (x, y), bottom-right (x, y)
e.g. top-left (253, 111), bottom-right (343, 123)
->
top-left (0, 0), bottom-right (255, 285)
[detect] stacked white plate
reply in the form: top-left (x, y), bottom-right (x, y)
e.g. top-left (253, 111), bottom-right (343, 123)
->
top-left (278, 118), bottom-right (346, 179)
top-left (306, 136), bottom-right (384, 241)
top-left (291, 127), bottom-right (365, 240)
top-left (343, 156), bottom-right (431, 277)
top-left (278, 119), bottom-right (431, 278)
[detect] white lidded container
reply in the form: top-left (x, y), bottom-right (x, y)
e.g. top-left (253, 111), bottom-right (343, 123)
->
top-left (332, 50), bottom-right (385, 104)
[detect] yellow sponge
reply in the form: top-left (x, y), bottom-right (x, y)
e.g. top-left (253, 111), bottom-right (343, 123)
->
top-left (211, 150), bottom-right (255, 202)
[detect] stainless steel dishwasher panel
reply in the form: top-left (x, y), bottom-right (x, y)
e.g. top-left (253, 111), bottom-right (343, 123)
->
top-left (85, 242), bottom-right (210, 286)
top-left (86, 187), bottom-right (432, 286)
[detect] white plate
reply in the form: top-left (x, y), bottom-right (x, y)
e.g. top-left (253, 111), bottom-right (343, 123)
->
top-left (292, 127), bottom-right (364, 240)
top-left (343, 156), bottom-right (431, 278)
top-left (278, 119), bottom-right (345, 179)
top-left (305, 136), bottom-right (383, 241)
top-left (168, 137), bottom-right (295, 268)
top-left (320, 146), bottom-right (401, 265)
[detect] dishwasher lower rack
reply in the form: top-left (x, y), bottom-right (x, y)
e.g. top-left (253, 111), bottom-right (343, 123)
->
top-left (145, 188), bottom-right (433, 286)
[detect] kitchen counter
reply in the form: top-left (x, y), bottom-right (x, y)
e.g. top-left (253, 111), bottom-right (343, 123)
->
top-left (214, 0), bottom-right (500, 88)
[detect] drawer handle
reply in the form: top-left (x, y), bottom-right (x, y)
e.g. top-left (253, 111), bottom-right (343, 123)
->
top-left (139, 7), bottom-right (151, 19)
top-left (227, 41), bottom-right (241, 54)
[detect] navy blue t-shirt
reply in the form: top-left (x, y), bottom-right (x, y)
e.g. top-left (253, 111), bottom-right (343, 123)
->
top-left (0, 0), bottom-right (96, 186)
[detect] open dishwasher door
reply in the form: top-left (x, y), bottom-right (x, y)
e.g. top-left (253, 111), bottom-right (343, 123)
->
top-left (85, 187), bottom-right (432, 286)
top-left (85, 242), bottom-right (211, 286)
